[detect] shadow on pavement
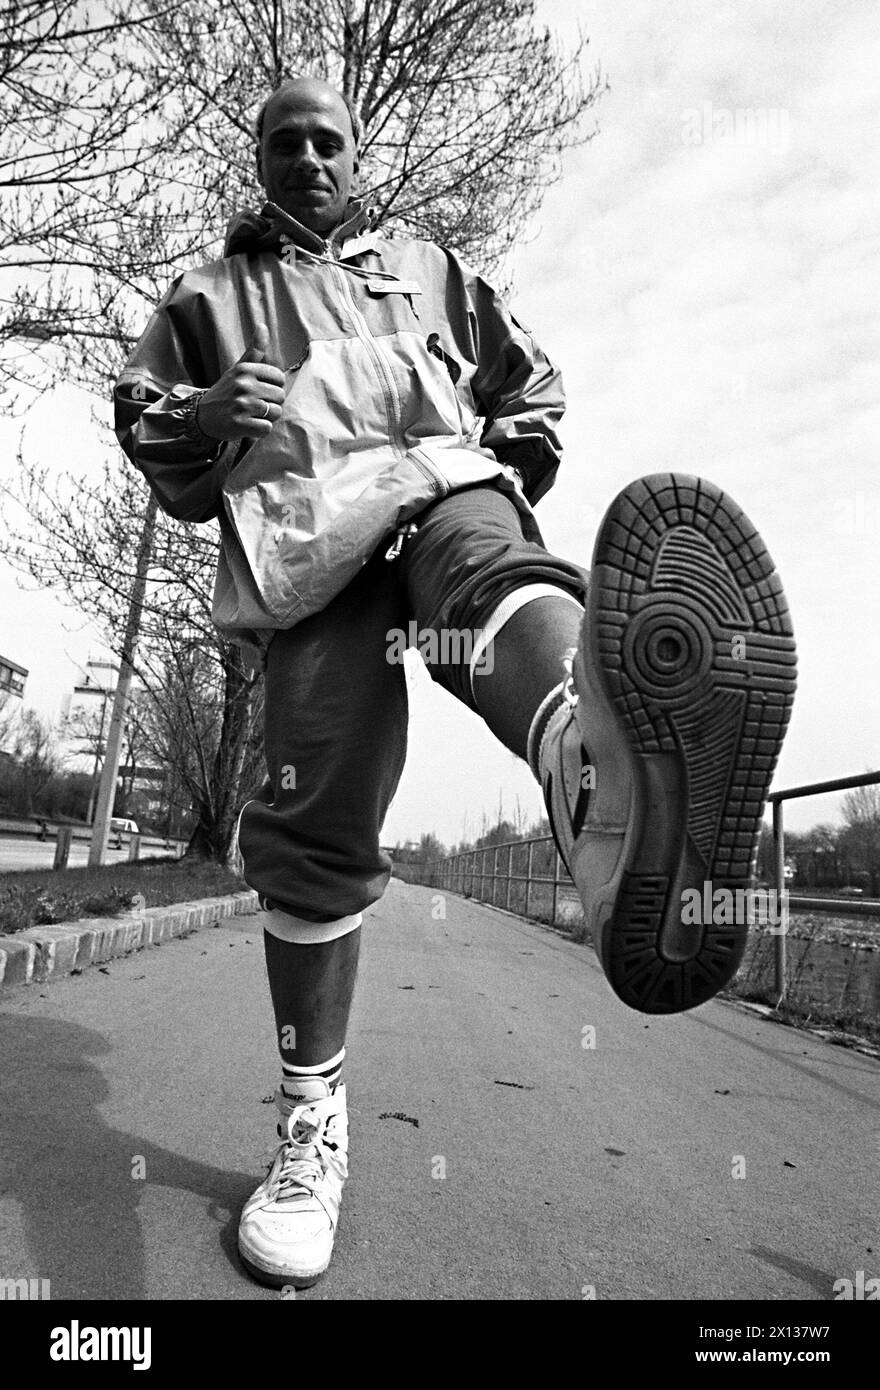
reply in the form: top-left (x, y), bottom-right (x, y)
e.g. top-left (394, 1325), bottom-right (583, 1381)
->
top-left (0, 1015), bottom-right (258, 1299)
top-left (685, 1009), bottom-right (880, 1109)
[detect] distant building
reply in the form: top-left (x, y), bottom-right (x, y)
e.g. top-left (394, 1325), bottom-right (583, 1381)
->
top-left (0, 655), bottom-right (27, 699)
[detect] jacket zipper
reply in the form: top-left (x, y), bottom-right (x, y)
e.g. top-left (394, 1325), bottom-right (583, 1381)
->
top-left (406, 445), bottom-right (450, 498)
top-left (327, 248), bottom-right (403, 456)
top-left (324, 244), bottom-right (448, 499)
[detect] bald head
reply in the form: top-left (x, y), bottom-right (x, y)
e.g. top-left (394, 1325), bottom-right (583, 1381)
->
top-left (255, 78), bottom-right (360, 234)
top-left (256, 79), bottom-right (361, 148)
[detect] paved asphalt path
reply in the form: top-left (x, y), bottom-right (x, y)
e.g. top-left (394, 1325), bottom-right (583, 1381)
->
top-left (0, 878), bottom-right (876, 1301)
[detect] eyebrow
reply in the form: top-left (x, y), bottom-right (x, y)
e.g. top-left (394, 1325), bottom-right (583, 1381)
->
top-left (268, 123), bottom-right (346, 143)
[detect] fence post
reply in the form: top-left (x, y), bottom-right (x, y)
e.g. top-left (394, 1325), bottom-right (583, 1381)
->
top-left (552, 848), bottom-right (560, 926)
top-left (525, 839), bottom-right (534, 918)
top-left (506, 843), bottom-right (513, 912)
top-left (772, 798), bottom-right (786, 1005)
top-left (128, 833), bottom-right (141, 862)
top-left (53, 826), bottom-right (72, 870)
top-left (493, 845), bottom-right (499, 907)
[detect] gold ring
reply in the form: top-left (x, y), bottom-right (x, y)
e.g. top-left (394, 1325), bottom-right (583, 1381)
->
top-left (261, 401), bottom-right (271, 419)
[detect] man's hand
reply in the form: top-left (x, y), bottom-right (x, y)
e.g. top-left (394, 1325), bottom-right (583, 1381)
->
top-left (197, 325), bottom-right (286, 440)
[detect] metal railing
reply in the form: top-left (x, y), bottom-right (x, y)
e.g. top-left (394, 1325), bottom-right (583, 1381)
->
top-left (427, 836), bottom-right (577, 928)
top-left (421, 770), bottom-right (880, 1008)
top-left (769, 769), bottom-right (880, 1003)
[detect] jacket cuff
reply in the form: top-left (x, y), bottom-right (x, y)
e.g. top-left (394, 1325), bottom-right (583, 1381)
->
top-left (177, 388), bottom-right (216, 450)
top-left (492, 441), bottom-right (557, 504)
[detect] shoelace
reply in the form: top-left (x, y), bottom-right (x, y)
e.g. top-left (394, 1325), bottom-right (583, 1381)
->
top-left (271, 1110), bottom-right (330, 1201)
top-left (562, 646), bottom-right (579, 707)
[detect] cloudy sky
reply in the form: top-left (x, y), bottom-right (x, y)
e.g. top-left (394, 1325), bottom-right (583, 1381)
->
top-left (1, 0), bottom-right (877, 842)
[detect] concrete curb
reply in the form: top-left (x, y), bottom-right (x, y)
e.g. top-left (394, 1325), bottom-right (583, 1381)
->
top-left (0, 890), bottom-right (260, 989)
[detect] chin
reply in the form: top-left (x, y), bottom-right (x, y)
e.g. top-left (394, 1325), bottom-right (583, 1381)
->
top-left (276, 196), bottom-right (338, 232)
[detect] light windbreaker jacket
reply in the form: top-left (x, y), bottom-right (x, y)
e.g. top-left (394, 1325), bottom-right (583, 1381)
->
top-left (114, 199), bottom-right (565, 668)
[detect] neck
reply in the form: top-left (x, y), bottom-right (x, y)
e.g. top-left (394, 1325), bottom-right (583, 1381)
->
top-left (263, 199), bottom-right (366, 250)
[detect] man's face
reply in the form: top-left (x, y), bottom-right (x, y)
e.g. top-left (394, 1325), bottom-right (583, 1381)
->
top-left (257, 83), bottom-right (358, 235)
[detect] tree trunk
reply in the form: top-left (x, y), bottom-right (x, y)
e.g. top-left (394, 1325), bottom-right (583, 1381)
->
top-left (185, 646), bottom-right (255, 862)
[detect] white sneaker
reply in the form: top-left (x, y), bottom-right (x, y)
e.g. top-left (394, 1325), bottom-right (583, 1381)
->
top-left (238, 1078), bottom-right (349, 1288)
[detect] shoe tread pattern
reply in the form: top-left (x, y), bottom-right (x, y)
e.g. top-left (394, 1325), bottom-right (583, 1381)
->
top-left (591, 474), bottom-right (796, 1013)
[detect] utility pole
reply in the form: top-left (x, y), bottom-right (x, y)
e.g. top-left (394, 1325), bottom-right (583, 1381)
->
top-left (89, 495), bottom-right (158, 866)
top-left (78, 677), bottom-right (115, 825)
top-left (85, 692), bottom-right (108, 824)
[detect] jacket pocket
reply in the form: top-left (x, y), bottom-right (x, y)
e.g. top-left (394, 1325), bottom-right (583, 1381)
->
top-left (219, 448), bottom-right (445, 628)
top-left (424, 332), bottom-right (481, 442)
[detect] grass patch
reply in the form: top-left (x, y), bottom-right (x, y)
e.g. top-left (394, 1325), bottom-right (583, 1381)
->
top-left (0, 858), bottom-right (247, 935)
top-left (727, 982), bottom-right (880, 1047)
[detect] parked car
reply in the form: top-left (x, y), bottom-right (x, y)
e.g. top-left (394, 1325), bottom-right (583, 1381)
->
top-left (110, 817), bottom-right (139, 849)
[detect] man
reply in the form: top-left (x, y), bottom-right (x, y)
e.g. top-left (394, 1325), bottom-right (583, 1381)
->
top-left (114, 77), bottom-right (797, 1291)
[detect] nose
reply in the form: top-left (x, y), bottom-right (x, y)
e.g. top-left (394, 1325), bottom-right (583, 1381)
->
top-left (293, 141), bottom-right (321, 173)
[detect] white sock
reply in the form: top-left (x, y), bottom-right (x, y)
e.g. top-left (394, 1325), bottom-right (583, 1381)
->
top-left (281, 1047), bottom-right (345, 1097)
top-left (526, 680), bottom-right (568, 780)
top-left (262, 908), bottom-right (363, 944)
top-left (468, 584), bottom-right (584, 696)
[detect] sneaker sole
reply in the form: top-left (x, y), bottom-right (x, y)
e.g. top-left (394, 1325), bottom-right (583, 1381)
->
top-left (238, 1241), bottom-right (329, 1290)
top-left (577, 473), bottom-right (796, 1013)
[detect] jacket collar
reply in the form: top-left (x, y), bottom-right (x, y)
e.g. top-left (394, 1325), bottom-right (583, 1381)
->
top-left (224, 198), bottom-right (374, 259)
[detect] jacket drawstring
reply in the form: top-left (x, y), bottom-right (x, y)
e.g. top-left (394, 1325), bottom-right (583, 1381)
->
top-left (384, 522), bottom-right (419, 561)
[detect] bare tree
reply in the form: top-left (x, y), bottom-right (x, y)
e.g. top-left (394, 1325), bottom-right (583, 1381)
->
top-left (3, 0), bottom-right (605, 859)
top-left (1, 2), bottom-right (178, 186)
top-left (133, 0), bottom-right (605, 278)
top-left (126, 636), bottom-right (264, 861)
top-left (3, 0), bottom-right (604, 393)
top-left (0, 705), bottom-right (59, 814)
top-left (3, 445), bottom-right (264, 860)
top-left (841, 780), bottom-right (880, 894)
top-left (0, 1), bottom-right (195, 399)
